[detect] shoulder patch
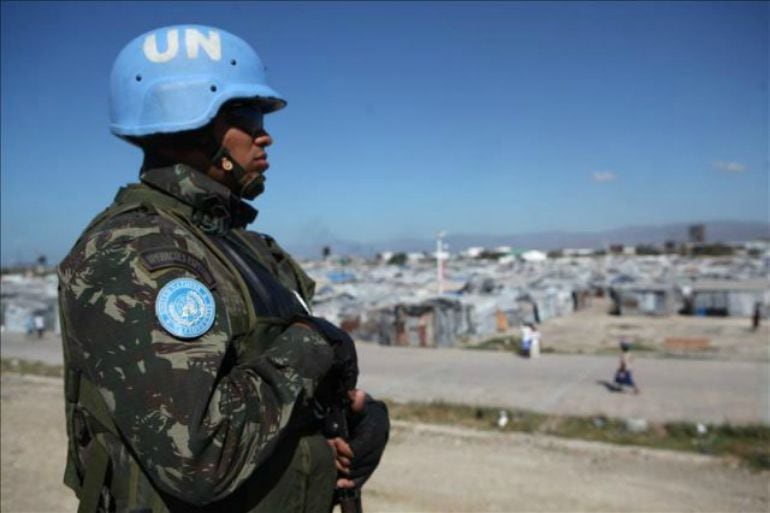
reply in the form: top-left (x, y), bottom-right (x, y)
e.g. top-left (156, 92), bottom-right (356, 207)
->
top-left (140, 248), bottom-right (216, 289)
top-left (155, 278), bottom-right (216, 339)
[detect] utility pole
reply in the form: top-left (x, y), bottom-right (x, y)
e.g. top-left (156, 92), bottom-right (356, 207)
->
top-left (436, 231), bottom-right (447, 294)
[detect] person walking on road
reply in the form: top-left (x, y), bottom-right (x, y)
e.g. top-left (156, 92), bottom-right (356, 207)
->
top-left (33, 314), bottom-right (45, 339)
top-left (614, 338), bottom-right (640, 394)
top-left (529, 324), bottom-right (541, 358)
top-left (752, 302), bottom-right (762, 331)
top-left (520, 322), bottom-right (533, 357)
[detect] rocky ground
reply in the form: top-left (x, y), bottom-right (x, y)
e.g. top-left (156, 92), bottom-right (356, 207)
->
top-left (2, 373), bottom-right (768, 513)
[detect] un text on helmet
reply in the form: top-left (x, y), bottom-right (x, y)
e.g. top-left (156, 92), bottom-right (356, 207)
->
top-left (143, 29), bottom-right (222, 63)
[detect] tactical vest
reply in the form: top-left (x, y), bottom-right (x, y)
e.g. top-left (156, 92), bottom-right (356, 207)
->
top-left (60, 183), bottom-right (317, 513)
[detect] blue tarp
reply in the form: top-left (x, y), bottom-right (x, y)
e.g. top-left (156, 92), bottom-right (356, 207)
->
top-left (327, 271), bottom-right (357, 284)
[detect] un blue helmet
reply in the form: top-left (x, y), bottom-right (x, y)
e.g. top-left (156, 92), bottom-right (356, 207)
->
top-left (109, 25), bottom-right (285, 138)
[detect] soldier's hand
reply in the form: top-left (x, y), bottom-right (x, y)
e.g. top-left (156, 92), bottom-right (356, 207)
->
top-left (348, 389), bottom-right (367, 413)
top-left (333, 388), bottom-right (373, 489)
top-left (345, 392), bottom-right (390, 488)
top-left (336, 477), bottom-right (356, 489)
top-left (327, 436), bottom-right (354, 476)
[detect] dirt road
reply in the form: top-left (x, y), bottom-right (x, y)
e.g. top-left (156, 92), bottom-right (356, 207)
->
top-left (4, 330), bottom-right (768, 425)
top-left (2, 373), bottom-right (767, 513)
top-left (356, 342), bottom-right (769, 425)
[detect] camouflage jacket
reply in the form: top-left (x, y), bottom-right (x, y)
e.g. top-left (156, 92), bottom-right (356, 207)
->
top-left (58, 165), bottom-right (334, 511)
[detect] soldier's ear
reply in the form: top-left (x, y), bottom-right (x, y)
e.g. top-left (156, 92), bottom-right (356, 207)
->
top-left (194, 121), bottom-right (222, 159)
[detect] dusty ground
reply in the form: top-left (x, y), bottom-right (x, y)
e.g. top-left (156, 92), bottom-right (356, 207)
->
top-left (535, 298), bottom-right (770, 361)
top-left (2, 373), bottom-right (768, 513)
top-left (365, 422), bottom-right (769, 513)
top-left (1, 374), bottom-right (79, 513)
top-left (2, 302), bottom-right (768, 511)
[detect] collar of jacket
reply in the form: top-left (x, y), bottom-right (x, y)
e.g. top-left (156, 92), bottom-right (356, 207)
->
top-left (139, 164), bottom-right (257, 234)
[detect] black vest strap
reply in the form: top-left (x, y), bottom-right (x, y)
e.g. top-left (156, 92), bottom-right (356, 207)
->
top-left (211, 234), bottom-right (305, 320)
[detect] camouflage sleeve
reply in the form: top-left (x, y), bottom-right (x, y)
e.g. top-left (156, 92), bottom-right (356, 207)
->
top-left (58, 214), bottom-right (332, 505)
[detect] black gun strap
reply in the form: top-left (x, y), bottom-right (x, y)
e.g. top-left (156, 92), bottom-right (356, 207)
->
top-left (337, 489), bottom-right (362, 513)
top-left (211, 234), bottom-right (305, 319)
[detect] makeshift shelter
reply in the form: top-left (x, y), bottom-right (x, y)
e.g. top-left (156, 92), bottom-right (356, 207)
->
top-left (521, 250), bottom-right (547, 262)
top-left (608, 282), bottom-right (680, 316)
top-left (1, 273), bottom-right (59, 333)
top-left (372, 298), bottom-right (473, 347)
top-left (683, 280), bottom-right (770, 317)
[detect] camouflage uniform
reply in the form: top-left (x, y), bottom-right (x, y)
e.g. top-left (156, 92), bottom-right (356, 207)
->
top-left (58, 164), bottom-right (337, 512)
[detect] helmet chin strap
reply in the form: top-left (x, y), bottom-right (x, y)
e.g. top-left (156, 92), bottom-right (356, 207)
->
top-left (210, 145), bottom-right (264, 200)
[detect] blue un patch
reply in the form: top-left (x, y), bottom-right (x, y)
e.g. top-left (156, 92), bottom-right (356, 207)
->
top-left (155, 277), bottom-right (216, 339)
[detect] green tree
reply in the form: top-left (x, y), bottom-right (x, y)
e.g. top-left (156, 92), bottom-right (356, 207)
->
top-left (387, 252), bottom-right (408, 265)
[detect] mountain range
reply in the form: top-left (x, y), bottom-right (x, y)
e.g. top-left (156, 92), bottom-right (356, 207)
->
top-left (283, 220), bottom-right (769, 258)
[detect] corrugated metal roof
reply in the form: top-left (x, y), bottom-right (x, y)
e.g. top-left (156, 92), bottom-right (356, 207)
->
top-left (690, 279), bottom-right (770, 292)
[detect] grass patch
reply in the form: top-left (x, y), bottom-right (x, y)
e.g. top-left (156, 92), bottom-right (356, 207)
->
top-left (629, 342), bottom-right (658, 352)
top-left (385, 400), bottom-right (770, 471)
top-left (597, 341), bottom-right (659, 355)
top-left (465, 335), bottom-right (520, 352)
top-left (387, 401), bottom-right (544, 432)
top-left (1, 358), bottom-right (64, 378)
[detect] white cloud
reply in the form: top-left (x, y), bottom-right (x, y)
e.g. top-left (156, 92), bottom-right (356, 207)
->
top-left (713, 161), bottom-right (748, 173)
top-left (592, 171), bottom-right (617, 183)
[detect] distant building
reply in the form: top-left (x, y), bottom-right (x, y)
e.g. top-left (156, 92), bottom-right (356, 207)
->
top-left (742, 240), bottom-right (770, 256)
top-left (563, 248), bottom-right (594, 257)
top-left (463, 247), bottom-right (485, 259)
top-left (407, 252), bottom-right (427, 263)
top-left (689, 224), bottom-right (706, 244)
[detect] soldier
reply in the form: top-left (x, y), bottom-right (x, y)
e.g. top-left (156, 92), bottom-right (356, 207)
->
top-left (58, 25), bottom-right (388, 513)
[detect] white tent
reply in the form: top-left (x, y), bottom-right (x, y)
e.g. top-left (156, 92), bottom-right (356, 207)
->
top-left (521, 250), bottom-right (547, 262)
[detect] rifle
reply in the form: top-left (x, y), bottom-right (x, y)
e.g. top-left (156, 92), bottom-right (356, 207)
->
top-left (324, 397), bottom-right (363, 513)
top-left (300, 314), bottom-right (363, 513)
top-left (326, 400), bottom-right (364, 513)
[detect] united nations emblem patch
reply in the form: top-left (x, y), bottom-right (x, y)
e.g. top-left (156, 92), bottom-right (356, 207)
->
top-left (155, 278), bottom-right (216, 339)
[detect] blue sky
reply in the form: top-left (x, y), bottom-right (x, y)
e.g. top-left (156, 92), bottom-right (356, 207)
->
top-left (1, 1), bottom-right (767, 264)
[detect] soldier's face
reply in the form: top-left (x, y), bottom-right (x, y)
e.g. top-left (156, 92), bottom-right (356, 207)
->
top-left (213, 107), bottom-right (273, 186)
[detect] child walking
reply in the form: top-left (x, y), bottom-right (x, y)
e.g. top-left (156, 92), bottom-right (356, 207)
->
top-left (614, 338), bottom-right (640, 394)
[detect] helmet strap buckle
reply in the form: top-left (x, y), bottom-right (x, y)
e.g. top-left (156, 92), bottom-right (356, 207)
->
top-left (211, 146), bottom-right (264, 200)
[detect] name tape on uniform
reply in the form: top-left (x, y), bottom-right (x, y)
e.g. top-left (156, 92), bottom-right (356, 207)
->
top-left (140, 248), bottom-right (216, 289)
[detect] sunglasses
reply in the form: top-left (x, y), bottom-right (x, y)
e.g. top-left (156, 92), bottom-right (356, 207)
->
top-left (225, 104), bottom-right (265, 138)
